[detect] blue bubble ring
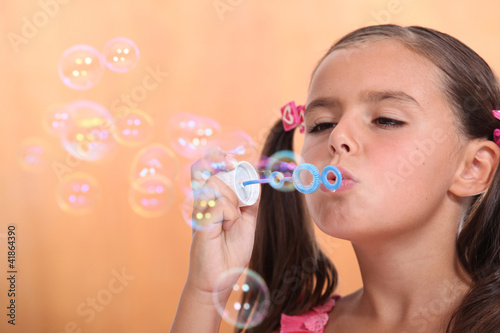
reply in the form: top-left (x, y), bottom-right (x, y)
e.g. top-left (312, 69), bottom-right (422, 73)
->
top-left (269, 171), bottom-right (285, 189)
top-left (321, 165), bottom-right (342, 191)
top-left (292, 163), bottom-right (320, 194)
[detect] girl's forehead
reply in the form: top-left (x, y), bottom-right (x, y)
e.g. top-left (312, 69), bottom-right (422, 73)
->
top-left (307, 40), bottom-right (444, 109)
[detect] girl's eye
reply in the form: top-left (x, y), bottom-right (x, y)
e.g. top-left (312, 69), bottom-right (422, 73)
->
top-left (374, 117), bottom-right (405, 128)
top-left (308, 122), bottom-right (336, 133)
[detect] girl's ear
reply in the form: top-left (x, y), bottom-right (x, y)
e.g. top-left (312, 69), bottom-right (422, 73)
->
top-left (450, 140), bottom-right (500, 197)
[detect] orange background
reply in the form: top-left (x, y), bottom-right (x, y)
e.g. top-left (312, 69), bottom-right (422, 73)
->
top-left (1, 1), bottom-right (500, 332)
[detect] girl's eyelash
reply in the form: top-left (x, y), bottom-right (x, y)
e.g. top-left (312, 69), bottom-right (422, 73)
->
top-left (308, 122), bottom-right (335, 133)
top-left (374, 117), bottom-right (406, 128)
top-left (307, 117), bottom-right (405, 133)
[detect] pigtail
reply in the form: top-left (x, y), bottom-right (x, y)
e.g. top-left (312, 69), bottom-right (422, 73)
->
top-left (238, 120), bottom-right (337, 333)
top-left (448, 159), bottom-right (500, 332)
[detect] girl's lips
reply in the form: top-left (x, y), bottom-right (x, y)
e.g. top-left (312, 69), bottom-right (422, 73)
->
top-left (320, 166), bottom-right (356, 193)
top-left (320, 179), bottom-right (356, 193)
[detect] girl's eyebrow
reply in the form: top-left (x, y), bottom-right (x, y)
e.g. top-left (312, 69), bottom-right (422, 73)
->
top-left (305, 90), bottom-right (422, 115)
top-left (305, 97), bottom-right (340, 116)
top-left (360, 90), bottom-right (422, 109)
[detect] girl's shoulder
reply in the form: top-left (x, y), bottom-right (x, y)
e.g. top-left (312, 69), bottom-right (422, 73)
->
top-left (280, 295), bottom-right (341, 333)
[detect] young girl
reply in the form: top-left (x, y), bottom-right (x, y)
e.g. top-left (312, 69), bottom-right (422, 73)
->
top-left (170, 24), bottom-right (500, 332)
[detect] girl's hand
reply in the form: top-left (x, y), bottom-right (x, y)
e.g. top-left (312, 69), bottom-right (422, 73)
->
top-left (185, 149), bottom-right (260, 298)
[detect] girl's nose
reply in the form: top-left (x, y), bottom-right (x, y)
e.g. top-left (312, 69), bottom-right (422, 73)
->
top-left (328, 117), bottom-right (359, 157)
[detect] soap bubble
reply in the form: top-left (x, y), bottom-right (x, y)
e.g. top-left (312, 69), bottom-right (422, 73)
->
top-left (182, 187), bottom-right (220, 231)
top-left (17, 137), bottom-right (49, 173)
top-left (112, 109), bottom-right (153, 147)
top-left (167, 113), bottom-right (220, 159)
top-left (129, 175), bottom-right (174, 218)
top-left (213, 268), bottom-right (270, 329)
top-left (212, 129), bottom-right (258, 164)
top-left (102, 37), bottom-right (140, 73)
top-left (43, 103), bottom-right (71, 137)
top-left (129, 144), bottom-right (179, 183)
top-left (56, 172), bottom-right (100, 215)
top-left (262, 150), bottom-right (301, 192)
top-left (60, 100), bottom-right (116, 162)
top-left (58, 45), bottom-right (105, 90)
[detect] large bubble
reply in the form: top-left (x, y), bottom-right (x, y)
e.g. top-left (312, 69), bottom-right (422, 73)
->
top-left (58, 45), bottom-right (105, 90)
top-left (212, 268), bottom-right (270, 329)
top-left (167, 112), bottom-right (220, 159)
top-left (56, 172), bottom-right (101, 215)
top-left (60, 100), bottom-right (116, 162)
top-left (102, 37), bottom-right (140, 73)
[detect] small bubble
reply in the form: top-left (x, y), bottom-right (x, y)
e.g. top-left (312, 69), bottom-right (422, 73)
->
top-left (43, 103), bottom-right (72, 137)
top-left (129, 175), bottom-right (174, 218)
top-left (102, 37), bottom-right (140, 73)
top-left (212, 129), bottom-right (258, 164)
top-left (262, 150), bottom-right (301, 192)
top-left (112, 109), bottom-right (153, 147)
top-left (129, 144), bottom-right (179, 183)
top-left (17, 137), bottom-right (50, 173)
top-left (56, 172), bottom-right (100, 215)
top-left (167, 112), bottom-right (220, 159)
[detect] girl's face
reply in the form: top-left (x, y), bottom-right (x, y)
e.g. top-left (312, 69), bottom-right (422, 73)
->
top-left (301, 40), bottom-right (464, 242)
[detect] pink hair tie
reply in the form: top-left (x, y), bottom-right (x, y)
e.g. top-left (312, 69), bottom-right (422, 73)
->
top-left (493, 110), bottom-right (500, 147)
top-left (281, 101), bottom-right (305, 133)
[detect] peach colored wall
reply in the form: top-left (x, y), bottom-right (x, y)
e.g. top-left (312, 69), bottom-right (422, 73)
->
top-left (1, 1), bottom-right (499, 332)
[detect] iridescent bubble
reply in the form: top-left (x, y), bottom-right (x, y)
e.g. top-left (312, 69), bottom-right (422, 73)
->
top-left (111, 109), bottom-right (153, 147)
top-left (129, 175), bottom-right (174, 218)
top-left (60, 100), bottom-right (116, 162)
top-left (185, 149), bottom-right (232, 192)
top-left (17, 137), bottom-right (49, 173)
top-left (56, 172), bottom-right (100, 215)
top-left (167, 113), bottom-right (220, 159)
top-left (179, 161), bottom-right (212, 196)
top-left (43, 103), bottom-right (71, 137)
top-left (213, 268), bottom-right (270, 329)
top-left (212, 129), bottom-right (258, 164)
top-left (102, 37), bottom-right (140, 73)
top-left (182, 187), bottom-right (220, 231)
top-left (262, 150), bottom-right (301, 192)
top-left (58, 45), bottom-right (105, 90)
top-left (129, 144), bottom-right (179, 183)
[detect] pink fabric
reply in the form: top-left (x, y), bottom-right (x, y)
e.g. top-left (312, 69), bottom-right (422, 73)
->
top-left (281, 101), bottom-right (305, 133)
top-left (493, 110), bottom-right (500, 147)
top-left (280, 295), bottom-right (340, 333)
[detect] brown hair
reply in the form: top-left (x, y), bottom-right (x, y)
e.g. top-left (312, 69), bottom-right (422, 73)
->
top-left (244, 25), bottom-right (500, 332)
top-left (238, 121), bottom-right (338, 332)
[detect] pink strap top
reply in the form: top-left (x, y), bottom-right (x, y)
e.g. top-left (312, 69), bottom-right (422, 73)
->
top-left (280, 295), bottom-right (340, 333)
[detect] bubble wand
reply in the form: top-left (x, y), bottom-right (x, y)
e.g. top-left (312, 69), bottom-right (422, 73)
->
top-left (215, 162), bottom-right (342, 207)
